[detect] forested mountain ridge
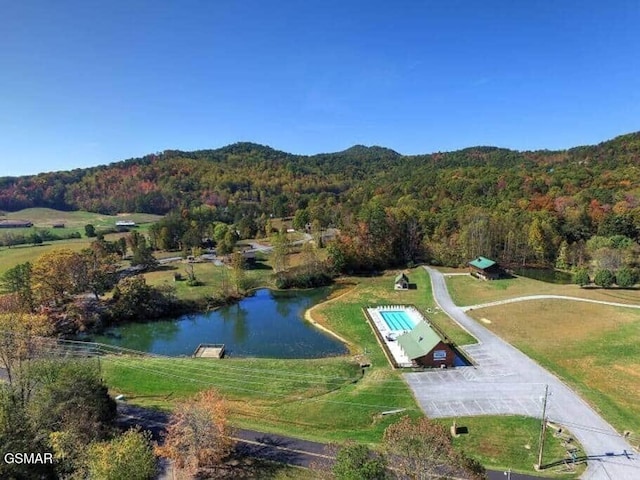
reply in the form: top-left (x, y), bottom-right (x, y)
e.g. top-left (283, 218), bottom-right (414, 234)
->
top-left (1, 131), bottom-right (638, 216)
top-left (1, 132), bottom-right (639, 269)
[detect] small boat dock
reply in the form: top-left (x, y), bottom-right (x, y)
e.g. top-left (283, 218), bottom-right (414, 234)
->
top-left (192, 343), bottom-right (225, 359)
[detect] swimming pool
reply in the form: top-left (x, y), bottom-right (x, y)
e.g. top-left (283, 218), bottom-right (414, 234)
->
top-left (379, 310), bottom-right (417, 332)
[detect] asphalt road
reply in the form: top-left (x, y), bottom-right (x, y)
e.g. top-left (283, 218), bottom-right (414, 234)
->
top-left (117, 403), bottom-right (547, 479)
top-left (410, 267), bottom-right (640, 480)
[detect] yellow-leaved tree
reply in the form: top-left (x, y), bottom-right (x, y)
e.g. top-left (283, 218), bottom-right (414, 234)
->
top-left (156, 389), bottom-right (234, 477)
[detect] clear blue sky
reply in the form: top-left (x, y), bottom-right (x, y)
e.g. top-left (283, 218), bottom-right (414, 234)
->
top-left (2, 1), bottom-right (639, 176)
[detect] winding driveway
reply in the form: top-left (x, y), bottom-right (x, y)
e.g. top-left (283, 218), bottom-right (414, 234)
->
top-left (403, 267), bottom-right (639, 479)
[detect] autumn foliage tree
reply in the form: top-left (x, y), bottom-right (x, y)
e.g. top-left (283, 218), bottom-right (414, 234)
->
top-left (383, 416), bottom-right (485, 480)
top-left (32, 248), bottom-right (84, 306)
top-left (156, 389), bottom-right (234, 476)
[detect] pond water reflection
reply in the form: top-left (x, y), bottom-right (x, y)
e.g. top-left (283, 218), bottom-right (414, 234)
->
top-left (93, 288), bottom-right (347, 358)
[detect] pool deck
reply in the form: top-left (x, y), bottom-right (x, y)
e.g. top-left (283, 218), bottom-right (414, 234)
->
top-left (366, 306), bottom-right (424, 368)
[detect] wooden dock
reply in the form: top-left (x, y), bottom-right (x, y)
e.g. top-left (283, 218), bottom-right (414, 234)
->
top-left (192, 343), bottom-right (225, 359)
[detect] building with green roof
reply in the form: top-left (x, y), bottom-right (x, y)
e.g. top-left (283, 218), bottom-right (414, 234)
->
top-left (468, 256), bottom-right (502, 280)
top-left (396, 321), bottom-right (455, 368)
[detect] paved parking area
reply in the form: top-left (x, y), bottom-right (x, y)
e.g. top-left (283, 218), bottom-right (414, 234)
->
top-left (405, 340), bottom-right (546, 418)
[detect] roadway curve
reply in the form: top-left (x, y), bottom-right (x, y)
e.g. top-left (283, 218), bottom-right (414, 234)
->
top-left (420, 267), bottom-right (640, 480)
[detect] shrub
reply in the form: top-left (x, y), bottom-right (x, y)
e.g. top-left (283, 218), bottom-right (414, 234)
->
top-left (593, 269), bottom-right (615, 288)
top-left (615, 267), bottom-right (638, 288)
top-left (574, 268), bottom-right (590, 287)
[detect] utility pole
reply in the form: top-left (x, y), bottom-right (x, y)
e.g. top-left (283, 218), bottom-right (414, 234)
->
top-left (536, 384), bottom-right (549, 470)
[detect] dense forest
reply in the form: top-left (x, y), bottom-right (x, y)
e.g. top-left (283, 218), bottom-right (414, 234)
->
top-left (1, 132), bottom-right (640, 270)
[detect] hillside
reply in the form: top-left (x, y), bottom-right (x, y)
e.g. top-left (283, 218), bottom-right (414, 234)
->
top-left (1, 132), bottom-right (639, 269)
top-left (0, 132), bottom-right (638, 217)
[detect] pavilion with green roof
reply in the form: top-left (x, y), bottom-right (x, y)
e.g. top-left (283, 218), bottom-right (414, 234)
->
top-left (468, 256), bottom-right (502, 280)
top-left (396, 321), bottom-right (455, 368)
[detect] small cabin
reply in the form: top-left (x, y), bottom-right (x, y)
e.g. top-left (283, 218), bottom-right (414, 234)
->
top-left (468, 256), bottom-right (502, 281)
top-left (394, 273), bottom-right (409, 290)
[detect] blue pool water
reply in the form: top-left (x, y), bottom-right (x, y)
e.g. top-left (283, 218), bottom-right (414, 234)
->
top-left (379, 310), bottom-right (416, 332)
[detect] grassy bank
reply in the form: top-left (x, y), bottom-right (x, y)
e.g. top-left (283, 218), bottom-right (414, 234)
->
top-left (436, 415), bottom-right (584, 477)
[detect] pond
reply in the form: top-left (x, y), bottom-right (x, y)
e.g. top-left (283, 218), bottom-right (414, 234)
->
top-left (93, 288), bottom-right (347, 358)
top-left (512, 267), bottom-right (574, 284)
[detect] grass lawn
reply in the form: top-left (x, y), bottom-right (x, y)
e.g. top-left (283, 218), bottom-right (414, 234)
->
top-left (447, 274), bottom-right (640, 307)
top-left (143, 261), bottom-right (275, 302)
top-left (101, 352), bottom-right (419, 445)
top-left (436, 415), bottom-right (585, 477)
top-left (468, 300), bottom-right (640, 435)
top-left (0, 238), bottom-right (94, 271)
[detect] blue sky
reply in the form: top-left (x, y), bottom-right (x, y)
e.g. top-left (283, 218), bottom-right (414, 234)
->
top-left (2, 1), bottom-right (639, 176)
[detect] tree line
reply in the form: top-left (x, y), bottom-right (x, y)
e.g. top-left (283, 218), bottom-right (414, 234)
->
top-left (1, 133), bottom-right (639, 275)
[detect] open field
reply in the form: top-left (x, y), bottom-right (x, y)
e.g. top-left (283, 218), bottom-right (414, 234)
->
top-left (447, 274), bottom-right (640, 307)
top-left (0, 238), bottom-right (94, 271)
top-left (1, 208), bottom-right (161, 237)
top-left (468, 300), bottom-right (640, 435)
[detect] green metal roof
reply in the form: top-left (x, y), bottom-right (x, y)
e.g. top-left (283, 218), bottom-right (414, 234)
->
top-left (468, 256), bottom-right (496, 270)
top-left (396, 321), bottom-right (442, 360)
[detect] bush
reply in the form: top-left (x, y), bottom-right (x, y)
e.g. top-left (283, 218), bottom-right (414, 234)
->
top-left (594, 269), bottom-right (615, 288)
top-left (275, 267), bottom-right (334, 289)
top-left (333, 442), bottom-right (387, 480)
top-left (615, 267), bottom-right (638, 288)
top-left (574, 268), bottom-right (590, 287)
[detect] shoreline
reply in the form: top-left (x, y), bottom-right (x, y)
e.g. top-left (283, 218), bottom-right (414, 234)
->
top-left (303, 284), bottom-right (357, 352)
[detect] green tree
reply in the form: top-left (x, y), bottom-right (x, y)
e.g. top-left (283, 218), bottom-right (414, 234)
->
top-left (270, 231), bottom-right (290, 273)
top-left (230, 252), bottom-right (246, 294)
top-left (555, 240), bottom-right (570, 270)
top-left (0, 262), bottom-right (34, 312)
top-left (293, 208), bottom-right (310, 230)
top-left (615, 267), bottom-right (638, 288)
top-left (80, 243), bottom-right (118, 299)
top-left (594, 269), bottom-right (615, 288)
top-left (84, 224), bottom-right (97, 237)
top-left (574, 268), bottom-right (590, 287)
top-left (333, 442), bottom-right (388, 480)
top-left (0, 387), bottom-right (53, 480)
top-left (86, 428), bottom-right (156, 480)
